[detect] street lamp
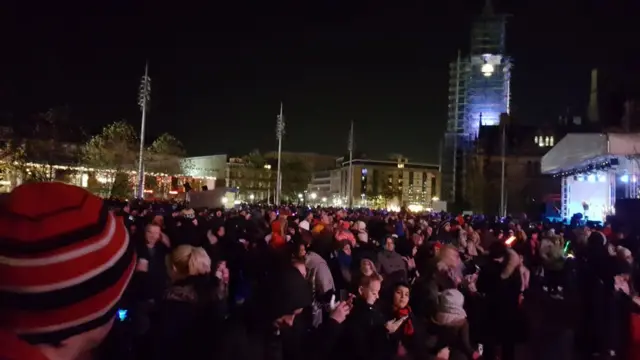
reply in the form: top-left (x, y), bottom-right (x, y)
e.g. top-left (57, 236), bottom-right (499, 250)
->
top-left (310, 192), bottom-right (317, 200)
top-left (431, 196), bottom-right (439, 202)
top-left (264, 164), bottom-right (271, 169)
top-left (297, 193), bottom-right (303, 199)
top-left (481, 63), bottom-right (494, 77)
top-left (249, 194), bottom-right (255, 201)
top-left (221, 197), bottom-right (228, 204)
top-left (321, 197), bottom-right (327, 202)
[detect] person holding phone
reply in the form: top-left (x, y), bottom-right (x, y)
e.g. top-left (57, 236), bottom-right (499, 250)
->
top-left (381, 282), bottom-right (445, 360)
top-left (339, 274), bottom-right (386, 360)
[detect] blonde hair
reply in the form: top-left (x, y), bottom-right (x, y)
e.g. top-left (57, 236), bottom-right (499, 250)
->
top-left (437, 244), bottom-right (458, 260)
top-left (167, 245), bottom-right (211, 279)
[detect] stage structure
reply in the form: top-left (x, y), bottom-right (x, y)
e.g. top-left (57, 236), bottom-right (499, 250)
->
top-left (541, 133), bottom-right (640, 222)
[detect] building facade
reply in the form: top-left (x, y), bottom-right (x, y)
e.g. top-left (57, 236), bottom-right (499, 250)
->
top-left (469, 123), bottom-right (561, 215)
top-left (307, 170), bottom-right (334, 201)
top-left (225, 156), bottom-right (274, 202)
top-left (442, 1), bottom-right (512, 207)
top-left (333, 157), bottom-right (441, 208)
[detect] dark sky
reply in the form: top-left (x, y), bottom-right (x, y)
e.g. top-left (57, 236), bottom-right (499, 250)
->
top-left (1, 0), bottom-right (639, 162)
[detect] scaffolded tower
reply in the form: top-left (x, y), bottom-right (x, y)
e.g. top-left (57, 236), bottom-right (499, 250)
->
top-left (441, 0), bottom-right (512, 206)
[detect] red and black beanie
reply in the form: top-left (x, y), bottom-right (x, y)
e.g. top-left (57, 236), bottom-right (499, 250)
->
top-left (0, 182), bottom-right (136, 344)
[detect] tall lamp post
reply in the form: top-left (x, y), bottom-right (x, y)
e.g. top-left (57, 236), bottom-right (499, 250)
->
top-left (137, 61), bottom-right (151, 198)
top-left (347, 120), bottom-right (354, 208)
top-left (499, 113), bottom-right (508, 217)
top-left (275, 102), bottom-right (285, 205)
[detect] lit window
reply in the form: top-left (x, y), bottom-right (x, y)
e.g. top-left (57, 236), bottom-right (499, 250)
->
top-left (534, 136), bottom-right (539, 144)
top-left (545, 136), bottom-right (550, 146)
top-left (549, 136), bottom-right (554, 146)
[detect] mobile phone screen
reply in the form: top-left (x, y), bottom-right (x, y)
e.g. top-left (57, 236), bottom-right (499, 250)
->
top-left (329, 295), bottom-right (337, 310)
top-left (117, 309), bottom-right (128, 322)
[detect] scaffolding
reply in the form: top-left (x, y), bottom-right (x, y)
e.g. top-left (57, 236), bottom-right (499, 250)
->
top-left (442, 52), bottom-right (469, 204)
top-left (441, 1), bottom-right (511, 206)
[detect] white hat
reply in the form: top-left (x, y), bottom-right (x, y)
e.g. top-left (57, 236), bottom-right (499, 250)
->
top-left (299, 220), bottom-right (310, 231)
top-left (438, 289), bottom-right (466, 317)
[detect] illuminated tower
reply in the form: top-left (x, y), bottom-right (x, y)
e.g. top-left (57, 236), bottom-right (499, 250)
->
top-left (441, 0), bottom-right (512, 206)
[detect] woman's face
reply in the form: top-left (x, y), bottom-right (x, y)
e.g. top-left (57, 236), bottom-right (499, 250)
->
top-left (342, 243), bottom-right (352, 256)
top-left (393, 285), bottom-right (410, 309)
top-left (361, 260), bottom-right (374, 276)
top-left (216, 261), bottom-right (227, 272)
top-left (296, 244), bottom-right (307, 260)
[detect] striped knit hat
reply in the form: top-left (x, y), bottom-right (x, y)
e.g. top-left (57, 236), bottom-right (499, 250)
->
top-left (0, 182), bottom-right (136, 344)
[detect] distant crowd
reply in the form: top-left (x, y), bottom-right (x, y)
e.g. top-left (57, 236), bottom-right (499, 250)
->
top-left (1, 183), bottom-right (639, 360)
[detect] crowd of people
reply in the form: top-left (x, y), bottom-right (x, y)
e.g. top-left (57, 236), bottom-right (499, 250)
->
top-left (1, 182), bottom-right (640, 359)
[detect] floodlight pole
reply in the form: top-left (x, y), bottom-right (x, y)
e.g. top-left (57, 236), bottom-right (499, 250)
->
top-left (275, 102), bottom-right (285, 206)
top-left (137, 61), bottom-right (151, 199)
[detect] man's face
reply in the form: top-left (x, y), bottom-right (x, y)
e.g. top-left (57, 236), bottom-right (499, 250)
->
top-left (442, 248), bottom-right (460, 268)
top-left (152, 215), bottom-right (164, 227)
top-left (384, 238), bottom-right (395, 252)
top-left (145, 225), bottom-right (161, 244)
top-left (359, 280), bottom-right (381, 305)
top-left (216, 226), bottom-right (225, 237)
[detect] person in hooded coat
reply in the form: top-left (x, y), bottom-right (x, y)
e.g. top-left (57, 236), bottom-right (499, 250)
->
top-left (476, 242), bottom-right (522, 360)
top-left (217, 264), bottom-right (347, 360)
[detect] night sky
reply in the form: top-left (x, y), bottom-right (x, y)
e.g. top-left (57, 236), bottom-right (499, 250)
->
top-left (1, 1), bottom-right (639, 162)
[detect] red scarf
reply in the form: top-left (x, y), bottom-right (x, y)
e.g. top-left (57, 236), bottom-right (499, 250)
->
top-left (395, 307), bottom-right (414, 336)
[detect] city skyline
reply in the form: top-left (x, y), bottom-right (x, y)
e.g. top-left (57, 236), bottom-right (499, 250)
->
top-left (0, 1), bottom-right (637, 161)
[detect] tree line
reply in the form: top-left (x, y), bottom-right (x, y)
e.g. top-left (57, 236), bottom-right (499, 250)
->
top-left (0, 109), bottom-right (188, 198)
top-left (0, 108), bottom-right (314, 201)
